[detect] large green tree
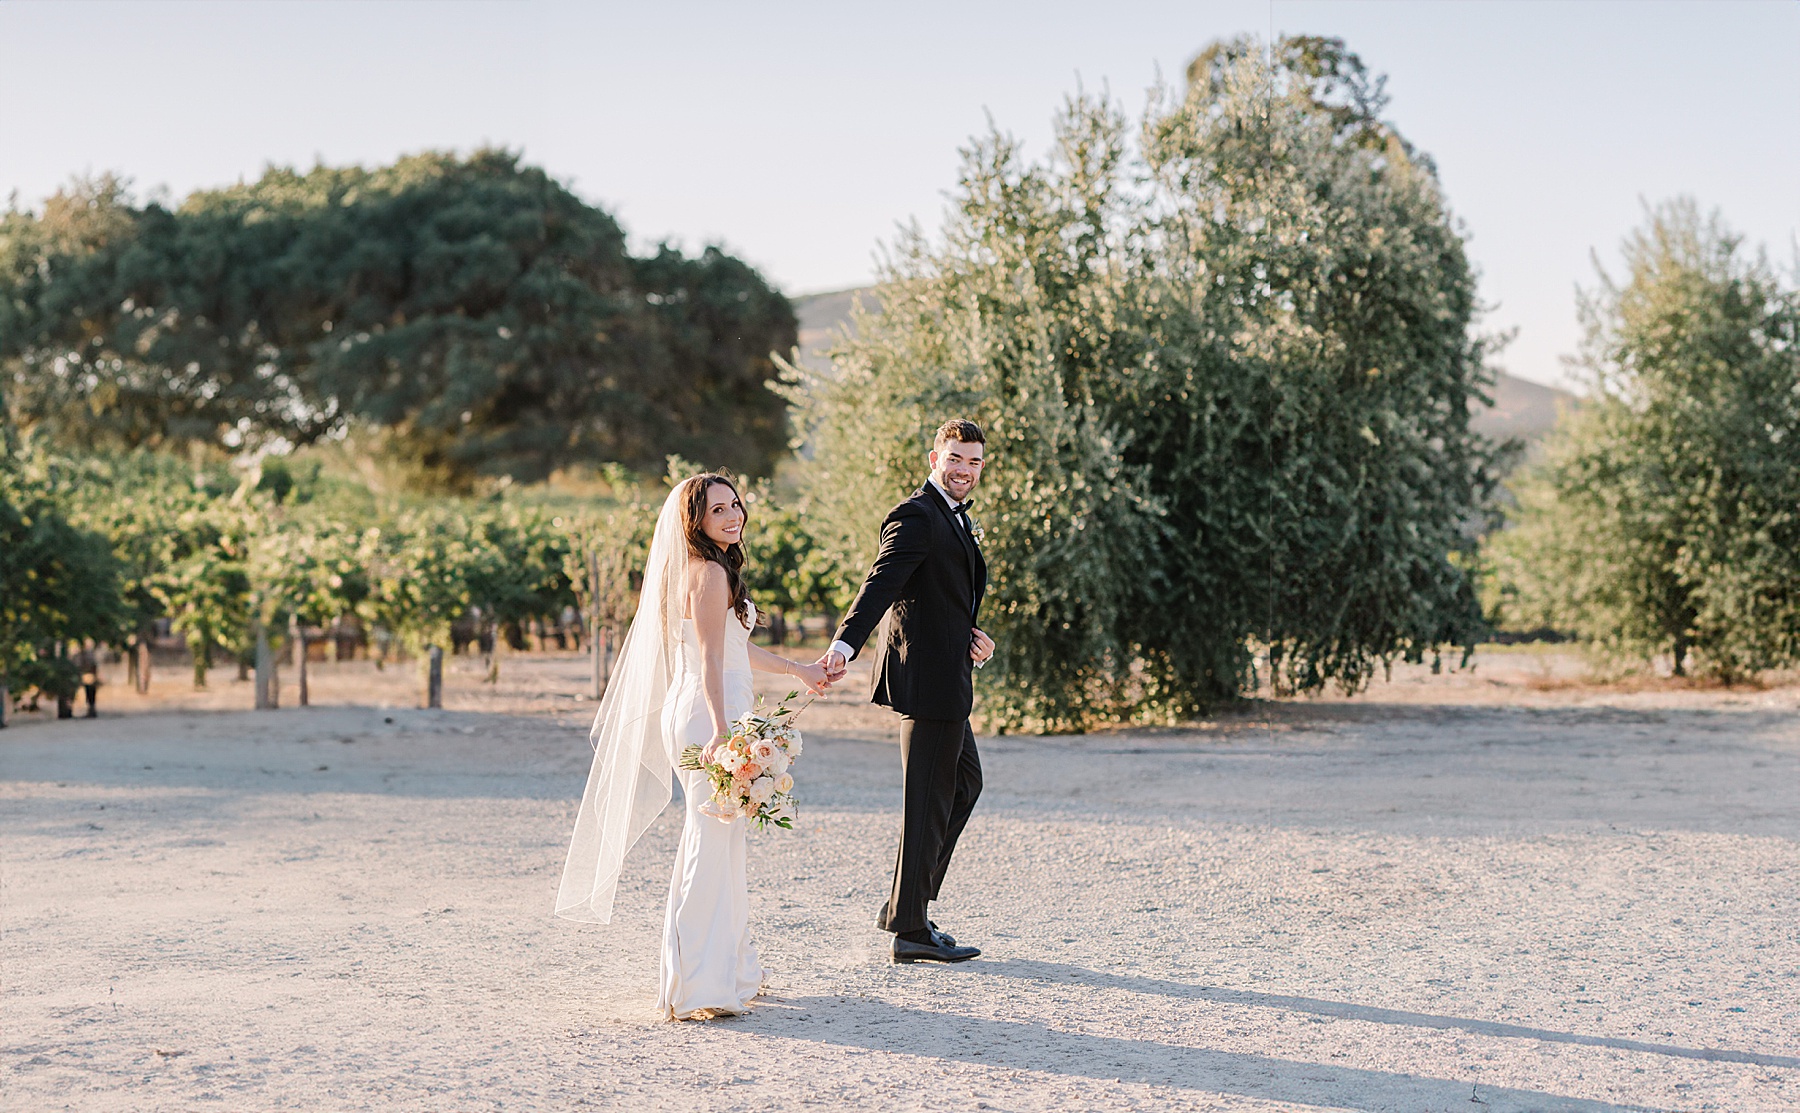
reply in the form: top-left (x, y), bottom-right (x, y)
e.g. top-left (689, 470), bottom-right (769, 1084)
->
top-left (796, 36), bottom-right (1500, 729)
top-left (1486, 201), bottom-right (1800, 679)
top-left (1148, 35), bottom-right (1501, 698)
top-left (1, 152), bottom-right (796, 488)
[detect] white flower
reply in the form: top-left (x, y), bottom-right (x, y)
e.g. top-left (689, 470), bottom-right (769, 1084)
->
top-left (749, 739), bottom-right (777, 763)
top-left (748, 776), bottom-right (776, 804)
top-left (763, 749), bottom-right (789, 777)
top-left (718, 749), bottom-right (744, 774)
top-left (774, 772), bottom-right (794, 795)
top-left (785, 733), bottom-right (803, 759)
top-left (699, 796), bottom-right (736, 822)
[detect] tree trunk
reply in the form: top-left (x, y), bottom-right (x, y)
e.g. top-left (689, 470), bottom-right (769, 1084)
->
top-left (425, 645), bottom-right (444, 709)
top-left (0, 680), bottom-right (8, 728)
top-left (291, 615), bottom-right (309, 708)
top-left (192, 634), bottom-right (211, 690)
top-left (254, 626), bottom-right (276, 710)
top-left (126, 638), bottom-right (139, 692)
top-left (136, 636), bottom-right (152, 694)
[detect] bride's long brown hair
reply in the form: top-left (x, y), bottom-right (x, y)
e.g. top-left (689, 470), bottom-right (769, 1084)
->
top-left (680, 473), bottom-right (753, 630)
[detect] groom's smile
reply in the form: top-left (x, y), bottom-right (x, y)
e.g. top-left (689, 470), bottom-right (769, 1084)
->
top-left (930, 440), bottom-right (985, 501)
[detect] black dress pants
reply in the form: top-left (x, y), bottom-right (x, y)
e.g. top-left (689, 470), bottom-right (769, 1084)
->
top-left (877, 716), bottom-right (982, 934)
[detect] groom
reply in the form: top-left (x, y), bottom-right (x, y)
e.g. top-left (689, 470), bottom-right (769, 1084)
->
top-left (821, 419), bottom-right (992, 964)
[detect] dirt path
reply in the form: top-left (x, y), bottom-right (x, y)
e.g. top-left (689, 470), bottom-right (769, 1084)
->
top-left (4, 653), bottom-right (1797, 1110)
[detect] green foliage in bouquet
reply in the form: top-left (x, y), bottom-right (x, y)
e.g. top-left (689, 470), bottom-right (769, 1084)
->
top-left (1485, 201), bottom-right (1800, 680)
top-left (794, 36), bottom-right (1501, 730)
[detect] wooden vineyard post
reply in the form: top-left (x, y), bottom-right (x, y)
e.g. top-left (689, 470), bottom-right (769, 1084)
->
top-left (290, 615), bottom-right (309, 708)
top-left (425, 645), bottom-right (443, 709)
top-left (589, 551), bottom-right (604, 700)
top-left (254, 625), bottom-right (276, 710)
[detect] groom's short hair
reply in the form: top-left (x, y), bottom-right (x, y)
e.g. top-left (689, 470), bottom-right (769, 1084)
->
top-left (933, 419), bottom-right (985, 449)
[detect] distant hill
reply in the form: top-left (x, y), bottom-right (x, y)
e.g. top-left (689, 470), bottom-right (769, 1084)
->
top-left (1469, 370), bottom-right (1578, 447)
top-left (791, 286), bottom-right (1577, 447)
top-left (792, 287), bottom-right (878, 373)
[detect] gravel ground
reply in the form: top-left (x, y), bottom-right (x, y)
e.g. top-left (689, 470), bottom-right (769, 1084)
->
top-left (3, 652), bottom-right (1798, 1111)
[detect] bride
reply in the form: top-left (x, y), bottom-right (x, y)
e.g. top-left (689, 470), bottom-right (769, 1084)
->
top-left (556, 473), bottom-right (831, 1020)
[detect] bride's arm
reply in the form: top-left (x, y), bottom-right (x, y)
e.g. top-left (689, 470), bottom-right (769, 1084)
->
top-left (689, 562), bottom-right (732, 741)
top-left (747, 642), bottom-right (830, 693)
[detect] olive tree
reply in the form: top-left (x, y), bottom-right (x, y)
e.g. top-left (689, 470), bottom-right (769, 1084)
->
top-left (795, 36), bottom-right (1501, 729)
top-left (1487, 200), bottom-right (1800, 679)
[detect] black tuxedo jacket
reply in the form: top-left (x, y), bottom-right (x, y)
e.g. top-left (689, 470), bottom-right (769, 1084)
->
top-left (834, 485), bottom-right (987, 721)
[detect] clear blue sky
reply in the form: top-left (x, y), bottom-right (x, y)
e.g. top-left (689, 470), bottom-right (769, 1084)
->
top-left (2, 1), bottom-right (1794, 389)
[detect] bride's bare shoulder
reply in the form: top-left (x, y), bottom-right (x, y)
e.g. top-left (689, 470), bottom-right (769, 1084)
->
top-left (684, 558), bottom-right (729, 592)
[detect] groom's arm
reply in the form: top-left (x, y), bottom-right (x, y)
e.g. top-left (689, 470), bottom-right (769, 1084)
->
top-left (831, 504), bottom-right (931, 661)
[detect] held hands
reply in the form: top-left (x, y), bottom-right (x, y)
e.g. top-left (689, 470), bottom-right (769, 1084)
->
top-left (971, 628), bottom-right (995, 668)
top-left (790, 659), bottom-right (833, 695)
top-left (817, 649), bottom-right (848, 685)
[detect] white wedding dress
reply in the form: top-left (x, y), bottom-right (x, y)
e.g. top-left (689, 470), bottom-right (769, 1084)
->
top-left (655, 601), bottom-right (765, 1019)
top-left (554, 480), bottom-right (766, 1021)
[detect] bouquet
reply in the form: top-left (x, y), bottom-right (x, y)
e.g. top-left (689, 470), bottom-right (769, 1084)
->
top-left (678, 691), bottom-right (809, 830)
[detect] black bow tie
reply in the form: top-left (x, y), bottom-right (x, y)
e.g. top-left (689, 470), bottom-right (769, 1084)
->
top-left (952, 501), bottom-right (972, 515)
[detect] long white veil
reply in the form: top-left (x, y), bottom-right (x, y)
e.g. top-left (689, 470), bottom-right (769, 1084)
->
top-left (555, 482), bottom-right (691, 924)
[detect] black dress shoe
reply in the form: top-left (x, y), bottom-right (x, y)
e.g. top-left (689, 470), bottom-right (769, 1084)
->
top-left (892, 934), bottom-right (980, 964)
top-left (928, 920), bottom-right (956, 946)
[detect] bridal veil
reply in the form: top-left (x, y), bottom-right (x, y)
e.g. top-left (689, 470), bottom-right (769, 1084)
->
top-left (555, 482), bottom-right (691, 923)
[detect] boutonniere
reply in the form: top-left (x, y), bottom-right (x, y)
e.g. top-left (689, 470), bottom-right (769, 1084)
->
top-left (969, 518), bottom-right (985, 546)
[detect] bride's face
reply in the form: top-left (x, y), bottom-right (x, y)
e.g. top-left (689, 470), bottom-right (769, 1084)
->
top-left (701, 483), bottom-right (745, 549)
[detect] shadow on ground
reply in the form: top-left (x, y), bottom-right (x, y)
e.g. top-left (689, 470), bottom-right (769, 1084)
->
top-left (975, 959), bottom-right (1800, 1070)
top-left (742, 991), bottom-right (1666, 1112)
